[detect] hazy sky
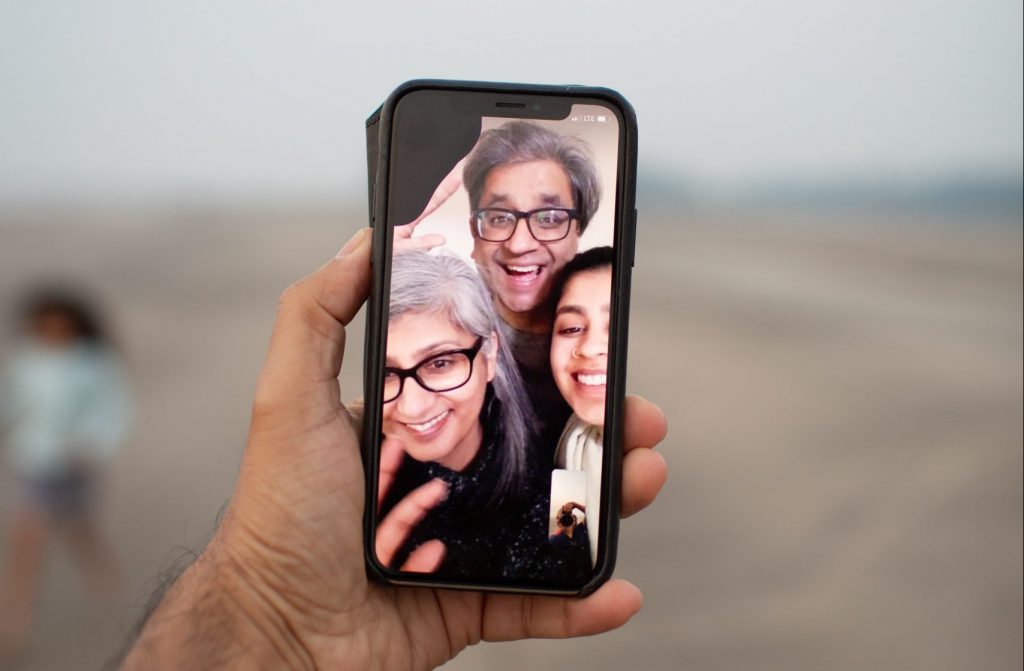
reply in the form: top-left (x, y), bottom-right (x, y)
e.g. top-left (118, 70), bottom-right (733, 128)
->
top-left (1, 0), bottom-right (1021, 203)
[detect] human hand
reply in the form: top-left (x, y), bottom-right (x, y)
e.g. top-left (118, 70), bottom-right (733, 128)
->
top-left (374, 437), bottom-right (448, 573)
top-left (123, 227), bottom-right (669, 671)
top-left (392, 158), bottom-right (465, 252)
top-left (559, 502), bottom-right (586, 515)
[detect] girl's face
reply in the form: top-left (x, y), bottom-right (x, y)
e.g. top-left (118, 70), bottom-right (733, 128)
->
top-left (550, 268), bottom-right (611, 427)
top-left (383, 311), bottom-right (496, 472)
top-left (31, 311), bottom-right (79, 347)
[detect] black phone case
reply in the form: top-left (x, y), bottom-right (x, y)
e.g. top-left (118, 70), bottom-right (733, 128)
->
top-left (362, 79), bottom-right (638, 597)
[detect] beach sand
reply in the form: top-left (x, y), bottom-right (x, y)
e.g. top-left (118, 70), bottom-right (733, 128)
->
top-left (0, 208), bottom-right (1020, 670)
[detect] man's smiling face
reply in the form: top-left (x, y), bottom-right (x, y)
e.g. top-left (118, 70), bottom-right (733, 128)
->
top-left (470, 159), bottom-right (580, 331)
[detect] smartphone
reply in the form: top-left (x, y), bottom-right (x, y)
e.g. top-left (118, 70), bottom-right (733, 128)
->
top-left (362, 80), bottom-right (637, 596)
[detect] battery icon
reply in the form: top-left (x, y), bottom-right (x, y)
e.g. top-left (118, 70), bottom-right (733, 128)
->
top-left (596, 115), bottom-right (608, 123)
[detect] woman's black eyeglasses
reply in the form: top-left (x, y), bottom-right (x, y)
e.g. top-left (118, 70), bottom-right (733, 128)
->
top-left (383, 337), bottom-right (485, 403)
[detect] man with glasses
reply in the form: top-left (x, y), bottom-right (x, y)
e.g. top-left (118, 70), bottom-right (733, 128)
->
top-left (462, 120), bottom-right (602, 448)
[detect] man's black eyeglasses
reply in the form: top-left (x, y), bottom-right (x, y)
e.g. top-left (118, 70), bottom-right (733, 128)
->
top-left (472, 208), bottom-right (579, 242)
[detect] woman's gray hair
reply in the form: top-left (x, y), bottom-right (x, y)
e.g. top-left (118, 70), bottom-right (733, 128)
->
top-left (463, 120), bottom-right (602, 233)
top-left (389, 250), bottom-right (534, 502)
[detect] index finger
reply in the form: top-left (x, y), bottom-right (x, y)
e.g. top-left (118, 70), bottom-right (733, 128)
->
top-left (622, 395), bottom-right (668, 452)
top-left (620, 395), bottom-right (669, 518)
top-left (408, 158), bottom-right (466, 226)
top-left (377, 437), bottom-right (406, 509)
top-left (375, 478), bottom-right (448, 568)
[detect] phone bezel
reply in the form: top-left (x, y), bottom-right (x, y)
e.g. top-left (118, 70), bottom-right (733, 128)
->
top-left (362, 79), bottom-right (638, 597)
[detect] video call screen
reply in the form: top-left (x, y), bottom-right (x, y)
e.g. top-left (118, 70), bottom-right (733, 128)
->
top-left (374, 93), bottom-right (622, 587)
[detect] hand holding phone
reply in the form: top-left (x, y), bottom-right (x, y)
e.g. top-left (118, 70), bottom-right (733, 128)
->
top-left (121, 226), bottom-right (669, 669)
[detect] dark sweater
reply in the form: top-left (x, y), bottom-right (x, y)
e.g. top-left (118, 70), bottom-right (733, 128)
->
top-left (381, 393), bottom-right (590, 584)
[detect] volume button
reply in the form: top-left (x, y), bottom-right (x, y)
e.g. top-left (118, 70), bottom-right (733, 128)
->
top-left (630, 208), bottom-right (638, 267)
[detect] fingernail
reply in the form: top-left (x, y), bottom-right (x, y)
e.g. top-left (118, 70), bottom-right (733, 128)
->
top-left (335, 228), bottom-right (368, 259)
top-left (435, 479), bottom-right (450, 501)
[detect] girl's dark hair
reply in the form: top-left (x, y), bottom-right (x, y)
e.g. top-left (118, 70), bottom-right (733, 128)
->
top-left (549, 245), bottom-right (615, 315)
top-left (18, 288), bottom-right (108, 344)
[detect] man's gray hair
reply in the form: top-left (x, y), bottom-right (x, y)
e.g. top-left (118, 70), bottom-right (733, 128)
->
top-left (388, 250), bottom-right (534, 501)
top-left (463, 121), bottom-right (602, 234)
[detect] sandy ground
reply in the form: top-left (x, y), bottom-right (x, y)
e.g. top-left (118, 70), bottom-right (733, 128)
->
top-left (0, 208), bottom-right (1020, 670)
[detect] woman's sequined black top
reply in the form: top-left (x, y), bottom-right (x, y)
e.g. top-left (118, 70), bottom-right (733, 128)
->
top-left (380, 391), bottom-right (591, 584)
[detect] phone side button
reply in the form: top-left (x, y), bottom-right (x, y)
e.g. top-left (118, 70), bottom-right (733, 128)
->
top-left (368, 222), bottom-right (375, 268)
top-left (630, 208), bottom-right (638, 267)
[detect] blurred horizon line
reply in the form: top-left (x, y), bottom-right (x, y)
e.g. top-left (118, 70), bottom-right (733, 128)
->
top-left (0, 167), bottom-right (1020, 224)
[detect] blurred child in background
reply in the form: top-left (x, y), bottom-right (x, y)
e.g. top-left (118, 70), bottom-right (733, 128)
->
top-left (0, 288), bottom-right (130, 654)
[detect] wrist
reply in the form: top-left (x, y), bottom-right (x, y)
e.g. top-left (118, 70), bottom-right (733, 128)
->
top-left (122, 535), bottom-right (315, 670)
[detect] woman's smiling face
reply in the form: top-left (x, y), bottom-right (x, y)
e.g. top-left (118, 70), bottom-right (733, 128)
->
top-left (550, 268), bottom-right (611, 427)
top-left (383, 311), bottom-right (496, 472)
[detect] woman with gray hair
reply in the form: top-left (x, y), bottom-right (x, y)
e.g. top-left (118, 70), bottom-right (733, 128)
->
top-left (376, 250), bottom-right (558, 579)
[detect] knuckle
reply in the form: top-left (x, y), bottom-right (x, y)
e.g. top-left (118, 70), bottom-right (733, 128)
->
top-left (277, 280), bottom-right (308, 310)
top-left (250, 392), bottom-right (285, 426)
top-left (276, 280), bottom-right (342, 343)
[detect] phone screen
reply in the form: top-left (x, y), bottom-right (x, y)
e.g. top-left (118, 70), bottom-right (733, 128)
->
top-left (372, 89), bottom-right (625, 589)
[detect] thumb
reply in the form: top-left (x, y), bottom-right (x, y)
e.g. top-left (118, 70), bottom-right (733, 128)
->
top-left (253, 227), bottom-right (372, 413)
